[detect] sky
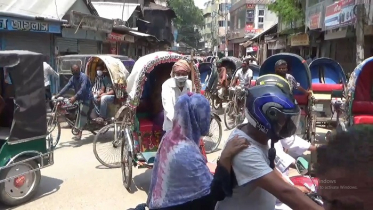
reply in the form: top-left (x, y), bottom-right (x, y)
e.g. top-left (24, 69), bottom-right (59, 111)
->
top-left (194, 0), bottom-right (208, 9)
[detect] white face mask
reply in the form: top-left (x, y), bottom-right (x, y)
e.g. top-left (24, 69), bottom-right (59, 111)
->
top-left (174, 76), bottom-right (188, 87)
top-left (97, 70), bottom-right (103, 76)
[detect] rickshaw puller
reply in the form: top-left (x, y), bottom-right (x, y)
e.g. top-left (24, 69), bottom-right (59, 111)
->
top-left (274, 59), bottom-right (312, 95)
top-left (55, 64), bottom-right (93, 140)
top-left (231, 59), bottom-right (253, 88)
top-left (161, 60), bottom-right (192, 133)
top-left (216, 61), bottom-right (228, 102)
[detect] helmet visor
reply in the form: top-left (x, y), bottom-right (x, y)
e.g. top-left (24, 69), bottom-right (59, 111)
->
top-left (268, 107), bottom-right (300, 139)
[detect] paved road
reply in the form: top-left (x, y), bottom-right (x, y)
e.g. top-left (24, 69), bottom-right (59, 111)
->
top-left (2, 114), bottom-right (329, 210)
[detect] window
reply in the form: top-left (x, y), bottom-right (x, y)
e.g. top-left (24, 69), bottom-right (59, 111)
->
top-left (258, 17), bottom-right (264, 23)
top-left (219, 21), bottom-right (224, 27)
top-left (258, 24), bottom-right (264, 29)
top-left (259, 9), bottom-right (264, 16)
top-left (219, 3), bottom-right (230, 12)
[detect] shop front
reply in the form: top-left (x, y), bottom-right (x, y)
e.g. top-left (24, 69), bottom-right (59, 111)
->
top-left (55, 11), bottom-right (113, 55)
top-left (290, 33), bottom-right (310, 57)
top-left (0, 15), bottom-right (62, 57)
top-left (103, 32), bottom-right (135, 56)
top-left (267, 37), bottom-right (286, 56)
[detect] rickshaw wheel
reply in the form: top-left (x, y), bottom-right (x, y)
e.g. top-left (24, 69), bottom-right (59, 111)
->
top-left (203, 114), bottom-right (222, 154)
top-left (121, 137), bottom-right (133, 191)
top-left (0, 157), bottom-right (41, 206)
top-left (93, 124), bottom-right (122, 168)
top-left (224, 101), bottom-right (236, 130)
top-left (47, 114), bottom-right (61, 149)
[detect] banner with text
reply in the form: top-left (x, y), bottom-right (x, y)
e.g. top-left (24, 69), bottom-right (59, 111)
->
top-left (325, 0), bottom-right (356, 30)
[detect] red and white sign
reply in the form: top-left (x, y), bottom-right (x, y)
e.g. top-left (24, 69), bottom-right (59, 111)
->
top-left (107, 33), bottom-right (135, 43)
top-left (309, 13), bottom-right (321, 30)
top-left (107, 33), bottom-right (125, 42)
top-left (325, 0), bottom-right (355, 30)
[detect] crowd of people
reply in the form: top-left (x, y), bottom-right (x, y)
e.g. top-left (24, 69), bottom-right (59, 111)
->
top-left (40, 54), bottom-right (371, 210)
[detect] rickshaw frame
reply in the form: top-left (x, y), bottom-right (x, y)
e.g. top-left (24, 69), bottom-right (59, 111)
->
top-left (0, 51), bottom-right (53, 206)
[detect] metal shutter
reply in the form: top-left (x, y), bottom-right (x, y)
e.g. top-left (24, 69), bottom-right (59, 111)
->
top-left (3, 31), bottom-right (51, 55)
top-left (55, 36), bottom-right (78, 53)
top-left (78, 40), bottom-right (99, 54)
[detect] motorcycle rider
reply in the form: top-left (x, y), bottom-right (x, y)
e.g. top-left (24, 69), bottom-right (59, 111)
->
top-left (54, 64), bottom-right (93, 140)
top-left (215, 76), bottom-right (322, 210)
top-left (161, 60), bottom-right (192, 133)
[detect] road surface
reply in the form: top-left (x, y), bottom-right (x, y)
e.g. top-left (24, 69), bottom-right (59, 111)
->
top-left (1, 113), bottom-right (328, 210)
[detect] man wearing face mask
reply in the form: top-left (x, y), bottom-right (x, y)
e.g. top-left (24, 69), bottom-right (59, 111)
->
top-left (92, 66), bottom-right (115, 121)
top-left (161, 60), bottom-right (193, 133)
top-left (55, 64), bottom-right (92, 140)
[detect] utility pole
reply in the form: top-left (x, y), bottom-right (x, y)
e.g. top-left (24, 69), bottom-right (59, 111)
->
top-left (224, 0), bottom-right (228, 57)
top-left (355, 3), bottom-right (365, 65)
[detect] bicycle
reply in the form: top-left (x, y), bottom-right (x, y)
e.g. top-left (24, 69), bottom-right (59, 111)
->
top-left (224, 85), bottom-right (246, 130)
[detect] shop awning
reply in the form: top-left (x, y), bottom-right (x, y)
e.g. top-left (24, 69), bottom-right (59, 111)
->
top-left (0, 0), bottom-right (77, 22)
top-left (92, 2), bottom-right (141, 22)
top-left (239, 40), bottom-right (253, 48)
top-left (251, 24), bottom-right (278, 41)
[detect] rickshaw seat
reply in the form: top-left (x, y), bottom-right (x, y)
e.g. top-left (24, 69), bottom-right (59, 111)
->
top-left (294, 95), bottom-right (308, 105)
top-left (352, 101), bottom-right (373, 124)
top-left (312, 83), bottom-right (343, 92)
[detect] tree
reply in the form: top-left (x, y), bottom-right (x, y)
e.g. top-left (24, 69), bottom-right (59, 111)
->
top-left (167, 0), bottom-right (204, 48)
top-left (268, 0), bottom-right (304, 24)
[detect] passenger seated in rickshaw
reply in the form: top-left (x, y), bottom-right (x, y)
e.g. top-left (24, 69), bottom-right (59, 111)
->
top-left (92, 65), bottom-right (115, 121)
top-left (161, 60), bottom-right (192, 133)
top-left (55, 64), bottom-right (93, 140)
top-left (274, 59), bottom-right (312, 95)
top-left (147, 93), bottom-right (249, 210)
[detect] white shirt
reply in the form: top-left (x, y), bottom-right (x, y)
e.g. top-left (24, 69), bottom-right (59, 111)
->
top-left (235, 68), bottom-right (253, 87)
top-left (161, 78), bottom-right (193, 131)
top-left (44, 62), bottom-right (58, 87)
top-left (216, 129), bottom-right (276, 210)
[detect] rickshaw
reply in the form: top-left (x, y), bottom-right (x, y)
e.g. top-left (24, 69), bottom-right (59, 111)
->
top-left (120, 51), bottom-right (223, 190)
top-left (309, 58), bottom-right (347, 127)
top-left (0, 51), bottom-right (53, 206)
top-left (49, 55), bottom-right (129, 168)
top-left (198, 62), bottom-right (222, 153)
top-left (259, 53), bottom-right (316, 143)
top-left (56, 54), bottom-right (131, 96)
top-left (327, 57), bottom-right (373, 136)
top-left (209, 56), bottom-right (242, 109)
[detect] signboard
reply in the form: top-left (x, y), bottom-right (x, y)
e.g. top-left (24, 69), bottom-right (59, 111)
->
top-left (290, 33), bottom-right (309, 46)
top-left (0, 17), bottom-right (61, 33)
top-left (325, 0), bottom-right (356, 30)
top-left (246, 4), bottom-right (255, 9)
top-left (107, 33), bottom-right (135, 43)
top-left (309, 13), bottom-right (321, 30)
top-left (268, 38), bottom-right (286, 50)
top-left (70, 11), bottom-right (114, 33)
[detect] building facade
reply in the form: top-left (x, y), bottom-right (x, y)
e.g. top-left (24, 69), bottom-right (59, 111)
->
top-left (228, 0), bottom-right (277, 57)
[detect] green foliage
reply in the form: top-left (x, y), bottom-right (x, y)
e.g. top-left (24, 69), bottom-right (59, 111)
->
top-left (167, 0), bottom-right (204, 48)
top-left (268, 0), bottom-right (304, 24)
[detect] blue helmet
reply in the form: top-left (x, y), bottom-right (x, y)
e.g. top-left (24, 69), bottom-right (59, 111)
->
top-left (245, 75), bottom-right (300, 141)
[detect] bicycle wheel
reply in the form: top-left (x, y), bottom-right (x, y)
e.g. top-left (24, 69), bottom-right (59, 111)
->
top-left (203, 114), bottom-right (222, 154)
top-left (93, 124), bottom-right (122, 168)
top-left (213, 97), bottom-right (221, 110)
top-left (121, 130), bottom-right (133, 191)
top-left (224, 101), bottom-right (236, 130)
top-left (47, 114), bottom-right (61, 149)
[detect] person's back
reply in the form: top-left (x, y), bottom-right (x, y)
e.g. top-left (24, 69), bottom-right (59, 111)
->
top-left (216, 129), bottom-right (276, 210)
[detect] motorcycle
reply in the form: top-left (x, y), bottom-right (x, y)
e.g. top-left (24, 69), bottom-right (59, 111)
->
top-left (290, 157), bottom-right (323, 206)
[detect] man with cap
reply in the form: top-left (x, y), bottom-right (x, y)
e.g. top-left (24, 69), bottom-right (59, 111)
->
top-left (161, 60), bottom-right (193, 133)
